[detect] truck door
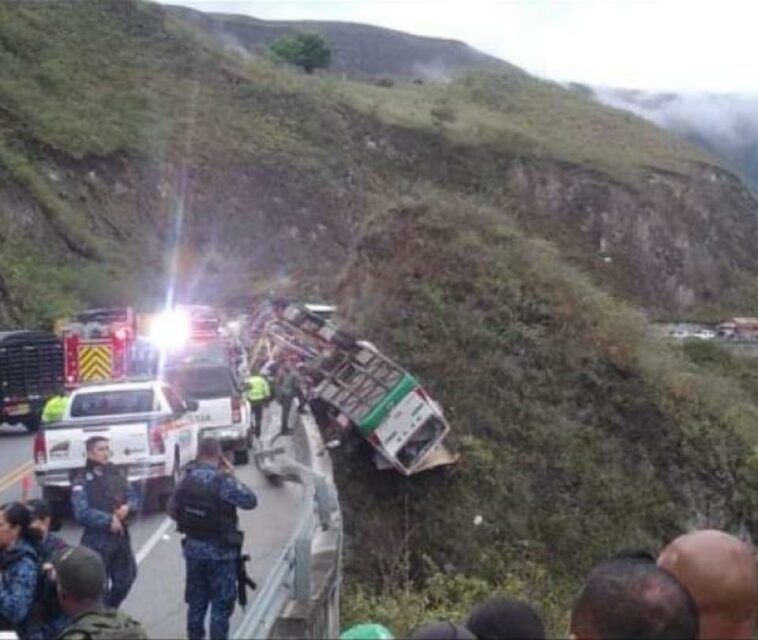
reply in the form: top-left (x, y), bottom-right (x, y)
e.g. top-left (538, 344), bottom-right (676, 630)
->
top-left (162, 384), bottom-right (197, 465)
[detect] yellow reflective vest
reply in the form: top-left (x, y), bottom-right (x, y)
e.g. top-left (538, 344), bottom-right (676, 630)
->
top-left (41, 395), bottom-right (68, 423)
top-left (246, 375), bottom-right (271, 402)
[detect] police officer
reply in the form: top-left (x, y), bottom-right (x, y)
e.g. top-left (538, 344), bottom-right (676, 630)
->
top-left (0, 502), bottom-right (40, 639)
top-left (245, 371), bottom-right (271, 439)
top-left (71, 436), bottom-right (139, 609)
top-left (26, 499), bottom-right (70, 639)
top-left (275, 360), bottom-right (306, 436)
top-left (41, 393), bottom-right (68, 424)
top-left (168, 437), bottom-right (257, 640)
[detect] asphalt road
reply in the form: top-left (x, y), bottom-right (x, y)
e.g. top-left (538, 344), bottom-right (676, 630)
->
top-left (0, 405), bottom-right (304, 639)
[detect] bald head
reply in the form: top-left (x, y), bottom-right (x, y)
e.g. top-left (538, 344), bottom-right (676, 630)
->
top-left (658, 530), bottom-right (758, 639)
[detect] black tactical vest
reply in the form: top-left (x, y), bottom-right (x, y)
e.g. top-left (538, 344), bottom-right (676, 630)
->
top-left (174, 471), bottom-right (238, 542)
top-left (82, 463), bottom-right (128, 513)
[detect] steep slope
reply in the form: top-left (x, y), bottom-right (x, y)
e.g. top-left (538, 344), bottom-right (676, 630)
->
top-left (336, 195), bottom-right (758, 632)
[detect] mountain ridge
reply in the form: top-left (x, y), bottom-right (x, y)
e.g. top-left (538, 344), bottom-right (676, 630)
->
top-left (163, 4), bottom-right (518, 81)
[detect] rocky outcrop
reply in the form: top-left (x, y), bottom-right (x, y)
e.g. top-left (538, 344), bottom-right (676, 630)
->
top-left (506, 160), bottom-right (758, 310)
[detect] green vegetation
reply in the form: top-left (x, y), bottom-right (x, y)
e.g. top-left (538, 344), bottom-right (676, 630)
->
top-left (0, 4), bottom-right (756, 636)
top-left (270, 32), bottom-right (332, 74)
top-left (335, 193), bottom-right (758, 634)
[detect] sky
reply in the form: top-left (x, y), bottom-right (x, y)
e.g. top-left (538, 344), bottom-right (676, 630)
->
top-left (157, 0), bottom-right (757, 94)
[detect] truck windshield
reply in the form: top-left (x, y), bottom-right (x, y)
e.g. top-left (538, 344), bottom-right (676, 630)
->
top-left (70, 389), bottom-right (157, 417)
top-left (163, 368), bottom-right (236, 400)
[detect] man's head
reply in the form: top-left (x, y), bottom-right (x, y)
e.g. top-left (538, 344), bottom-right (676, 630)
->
top-left (54, 546), bottom-right (107, 616)
top-left (26, 498), bottom-right (53, 537)
top-left (466, 596), bottom-right (545, 640)
top-left (570, 556), bottom-right (699, 640)
top-left (197, 436), bottom-right (222, 464)
top-left (85, 436), bottom-right (110, 465)
top-left (658, 529), bottom-right (757, 639)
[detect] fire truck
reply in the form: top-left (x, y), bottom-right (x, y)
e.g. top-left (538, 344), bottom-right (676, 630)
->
top-left (258, 301), bottom-right (456, 476)
top-left (60, 308), bottom-right (136, 390)
top-left (60, 305), bottom-right (246, 388)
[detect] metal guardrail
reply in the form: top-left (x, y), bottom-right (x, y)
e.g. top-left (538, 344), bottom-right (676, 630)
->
top-left (233, 424), bottom-right (342, 639)
top-left (232, 481), bottom-right (316, 638)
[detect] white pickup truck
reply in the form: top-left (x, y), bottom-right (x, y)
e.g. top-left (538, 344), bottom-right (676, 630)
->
top-left (33, 379), bottom-right (199, 514)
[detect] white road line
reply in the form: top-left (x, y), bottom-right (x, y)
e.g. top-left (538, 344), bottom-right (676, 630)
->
top-left (135, 517), bottom-right (174, 566)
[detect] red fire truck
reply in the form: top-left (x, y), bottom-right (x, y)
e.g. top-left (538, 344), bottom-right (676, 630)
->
top-left (60, 308), bottom-right (136, 390)
top-left (59, 305), bottom-right (246, 388)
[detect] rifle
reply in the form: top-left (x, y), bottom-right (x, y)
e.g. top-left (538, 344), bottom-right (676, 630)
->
top-left (225, 530), bottom-right (257, 607)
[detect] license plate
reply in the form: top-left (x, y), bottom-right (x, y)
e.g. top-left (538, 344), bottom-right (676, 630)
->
top-left (6, 403), bottom-right (29, 416)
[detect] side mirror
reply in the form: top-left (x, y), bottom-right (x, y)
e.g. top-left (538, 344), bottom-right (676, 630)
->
top-left (184, 399), bottom-right (199, 413)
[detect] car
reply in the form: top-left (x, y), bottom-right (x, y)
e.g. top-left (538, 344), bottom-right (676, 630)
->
top-left (34, 378), bottom-right (199, 516)
top-left (160, 363), bottom-right (252, 464)
top-left (693, 329), bottom-right (716, 340)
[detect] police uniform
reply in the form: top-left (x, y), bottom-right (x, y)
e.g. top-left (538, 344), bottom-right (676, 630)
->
top-left (169, 462), bottom-right (257, 640)
top-left (71, 461), bottom-right (139, 609)
top-left (41, 395), bottom-right (68, 424)
top-left (245, 375), bottom-right (271, 438)
top-left (0, 539), bottom-right (39, 638)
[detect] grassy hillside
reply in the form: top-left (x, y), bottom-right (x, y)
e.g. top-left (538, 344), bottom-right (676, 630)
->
top-left (335, 194), bottom-right (758, 633)
top-left (5, 0), bottom-right (748, 324)
top-left (1, 3), bottom-right (758, 633)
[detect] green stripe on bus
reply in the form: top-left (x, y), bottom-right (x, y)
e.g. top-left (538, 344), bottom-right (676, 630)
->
top-left (357, 373), bottom-right (418, 435)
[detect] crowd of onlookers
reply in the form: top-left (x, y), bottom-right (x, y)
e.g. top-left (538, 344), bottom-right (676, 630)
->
top-left (341, 529), bottom-right (758, 640)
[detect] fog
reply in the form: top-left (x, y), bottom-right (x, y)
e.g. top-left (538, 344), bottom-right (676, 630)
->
top-left (593, 88), bottom-right (758, 191)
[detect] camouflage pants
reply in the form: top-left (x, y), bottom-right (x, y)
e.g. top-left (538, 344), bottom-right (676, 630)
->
top-left (185, 557), bottom-right (236, 640)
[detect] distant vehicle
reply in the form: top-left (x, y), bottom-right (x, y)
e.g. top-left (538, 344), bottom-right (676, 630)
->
top-left (161, 363), bottom-right (252, 464)
top-left (693, 329), bottom-right (716, 340)
top-left (669, 329), bottom-right (690, 339)
top-left (0, 331), bottom-right (64, 431)
top-left (34, 379), bottom-right (199, 515)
